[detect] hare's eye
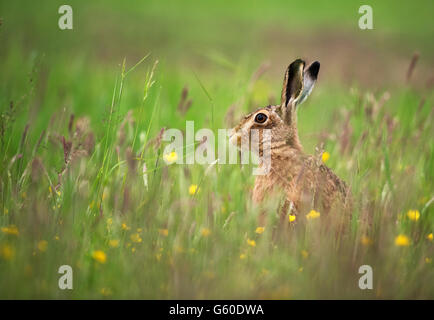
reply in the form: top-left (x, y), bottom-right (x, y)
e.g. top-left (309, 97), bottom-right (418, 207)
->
top-left (254, 113), bottom-right (268, 124)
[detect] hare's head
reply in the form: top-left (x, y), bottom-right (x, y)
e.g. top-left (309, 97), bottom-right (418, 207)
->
top-left (229, 59), bottom-right (320, 154)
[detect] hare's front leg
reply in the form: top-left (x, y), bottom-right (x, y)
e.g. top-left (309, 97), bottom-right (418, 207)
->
top-left (252, 178), bottom-right (271, 227)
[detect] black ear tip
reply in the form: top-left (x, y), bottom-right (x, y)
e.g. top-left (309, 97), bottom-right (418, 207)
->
top-left (307, 61), bottom-right (320, 78)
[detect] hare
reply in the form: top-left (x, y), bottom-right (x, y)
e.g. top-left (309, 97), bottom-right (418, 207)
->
top-left (230, 59), bottom-right (351, 221)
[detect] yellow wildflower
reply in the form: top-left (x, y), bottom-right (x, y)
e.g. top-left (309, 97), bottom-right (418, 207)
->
top-left (427, 233), bottom-right (433, 241)
top-left (301, 250), bottom-right (309, 259)
top-left (289, 215), bottom-right (296, 223)
top-left (121, 223), bottom-right (130, 231)
top-left (255, 227), bottom-right (265, 234)
top-left (100, 288), bottom-right (112, 296)
top-left (0, 244), bottom-right (15, 260)
top-left (131, 247), bottom-right (136, 253)
top-left (109, 239), bottom-right (120, 248)
top-left (395, 235), bottom-right (410, 247)
top-left (406, 209), bottom-right (420, 221)
top-left (156, 253), bottom-right (162, 261)
top-left (361, 235), bottom-right (373, 246)
top-left (298, 267), bottom-right (304, 272)
top-left (130, 233), bottom-right (142, 243)
top-left (37, 240), bottom-right (48, 252)
top-left (201, 228), bottom-right (211, 237)
top-left (158, 228), bottom-right (169, 237)
top-left (322, 151), bottom-right (330, 163)
top-left (54, 235), bottom-right (60, 241)
top-left (106, 218), bottom-right (113, 226)
top-left (92, 250), bottom-right (107, 264)
top-left (4, 208), bottom-right (9, 215)
top-left (306, 210), bottom-right (320, 220)
top-left (189, 184), bottom-right (199, 195)
top-left (247, 239), bottom-right (256, 247)
top-left (425, 257), bottom-right (432, 264)
top-left (1, 225), bottom-right (19, 236)
top-left (240, 253), bottom-right (247, 260)
top-left (163, 151), bottom-right (178, 164)
top-left (137, 228), bottom-right (142, 233)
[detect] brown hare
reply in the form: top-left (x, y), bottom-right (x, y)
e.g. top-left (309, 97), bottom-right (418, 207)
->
top-left (230, 59), bottom-right (351, 222)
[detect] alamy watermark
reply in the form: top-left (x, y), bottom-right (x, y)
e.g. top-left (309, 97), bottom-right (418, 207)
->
top-left (358, 5), bottom-right (373, 30)
top-left (58, 265), bottom-right (73, 290)
top-left (58, 5), bottom-right (73, 30)
top-left (358, 265), bottom-right (373, 290)
top-left (162, 121), bottom-right (271, 175)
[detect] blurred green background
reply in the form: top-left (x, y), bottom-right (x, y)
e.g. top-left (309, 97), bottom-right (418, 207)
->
top-left (1, 0), bottom-right (434, 151)
top-left (0, 1), bottom-right (433, 299)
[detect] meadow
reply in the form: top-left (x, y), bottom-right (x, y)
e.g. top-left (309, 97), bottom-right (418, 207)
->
top-left (0, 0), bottom-right (433, 299)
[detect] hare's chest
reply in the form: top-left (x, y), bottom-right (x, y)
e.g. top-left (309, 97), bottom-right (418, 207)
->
top-left (252, 173), bottom-right (290, 203)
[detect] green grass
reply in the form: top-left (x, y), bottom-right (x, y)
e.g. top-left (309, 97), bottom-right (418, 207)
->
top-left (0, 1), bottom-right (433, 299)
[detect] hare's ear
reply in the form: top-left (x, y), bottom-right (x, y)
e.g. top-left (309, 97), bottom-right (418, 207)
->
top-left (298, 61), bottom-right (320, 106)
top-left (281, 59), bottom-right (305, 108)
top-left (280, 59), bottom-right (305, 124)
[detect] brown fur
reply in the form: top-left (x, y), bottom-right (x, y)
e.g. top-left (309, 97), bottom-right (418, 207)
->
top-left (230, 59), bottom-right (351, 219)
